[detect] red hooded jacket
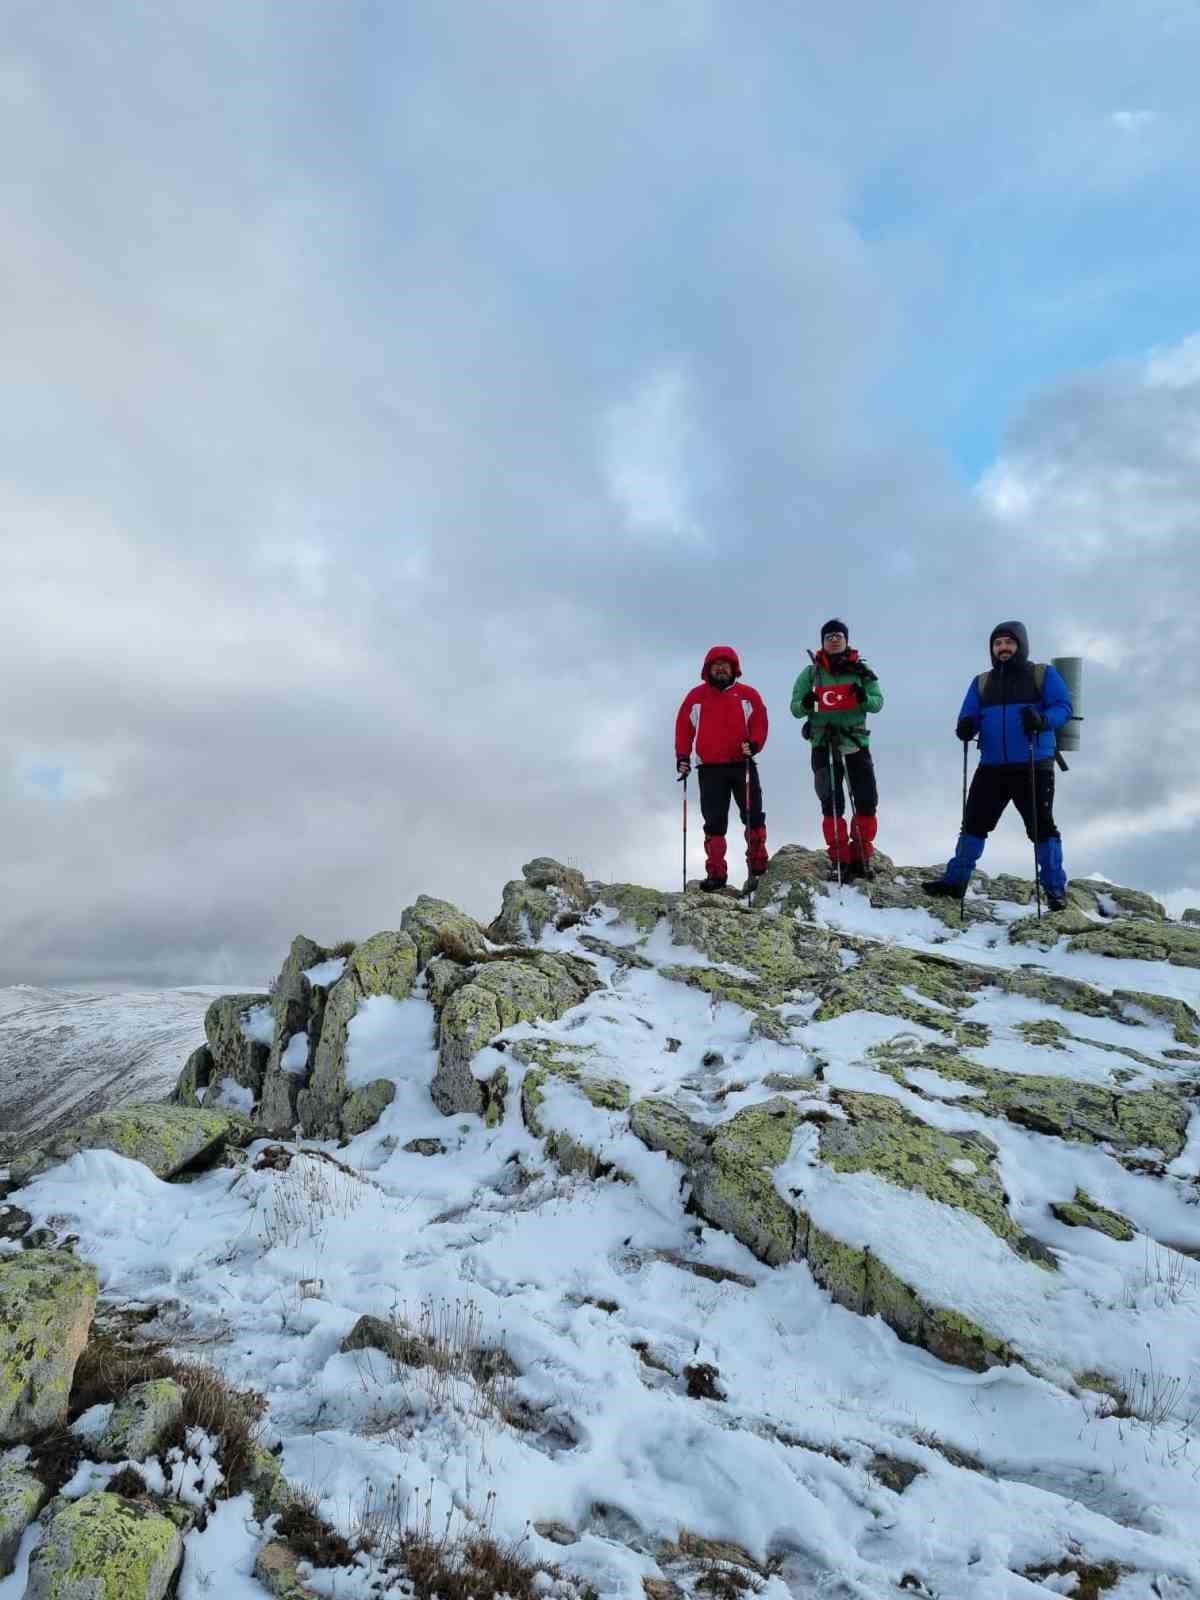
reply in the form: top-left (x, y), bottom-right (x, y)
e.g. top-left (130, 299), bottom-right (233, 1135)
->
top-left (675, 646), bottom-right (769, 766)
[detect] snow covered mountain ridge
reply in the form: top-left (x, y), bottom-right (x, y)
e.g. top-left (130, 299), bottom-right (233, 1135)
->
top-left (2, 848), bottom-right (1199, 1600)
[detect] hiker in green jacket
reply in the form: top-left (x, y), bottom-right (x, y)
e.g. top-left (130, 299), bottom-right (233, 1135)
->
top-left (790, 619), bottom-right (884, 878)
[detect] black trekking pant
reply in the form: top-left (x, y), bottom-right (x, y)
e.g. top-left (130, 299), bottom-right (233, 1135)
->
top-left (963, 763), bottom-right (1059, 842)
top-left (811, 746), bottom-right (877, 818)
top-left (698, 762), bottom-right (765, 835)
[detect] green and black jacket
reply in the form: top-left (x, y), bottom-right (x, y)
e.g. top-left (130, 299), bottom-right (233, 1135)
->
top-left (789, 649), bottom-right (884, 754)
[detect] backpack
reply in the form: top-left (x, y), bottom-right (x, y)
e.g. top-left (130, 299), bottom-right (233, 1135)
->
top-left (974, 663), bottom-right (1070, 770)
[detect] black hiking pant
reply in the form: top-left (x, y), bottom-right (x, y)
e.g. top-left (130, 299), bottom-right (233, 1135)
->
top-left (811, 746), bottom-right (877, 818)
top-left (698, 761), bottom-right (765, 835)
top-left (963, 763), bottom-right (1060, 841)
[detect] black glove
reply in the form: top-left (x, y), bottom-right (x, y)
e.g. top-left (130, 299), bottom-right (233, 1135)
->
top-left (854, 660), bottom-right (877, 682)
top-left (955, 716), bottom-right (976, 742)
top-left (1020, 706), bottom-right (1046, 735)
top-left (676, 758), bottom-right (691, 780)
top-left (799, 691), bottom-right (816, 713)
top-left (801, 719), bottom-right (812, 742)
top-left (851, 682), bottom-right (867, 705)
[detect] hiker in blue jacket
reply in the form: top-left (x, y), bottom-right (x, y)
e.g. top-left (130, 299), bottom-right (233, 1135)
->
top-left (924, 621), bottom-right (1073, 910)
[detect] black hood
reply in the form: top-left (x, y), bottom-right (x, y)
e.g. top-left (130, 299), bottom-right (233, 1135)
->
top-left (989, 620), bottom-right (1029, 666)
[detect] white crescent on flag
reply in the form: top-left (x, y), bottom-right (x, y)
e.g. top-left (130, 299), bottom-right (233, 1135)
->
top-left (820, 688), bottom-right (842, 708)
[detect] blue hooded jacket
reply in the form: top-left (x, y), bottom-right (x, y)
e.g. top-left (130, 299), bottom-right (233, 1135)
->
top-left (958, 621), bottom-right (1072, 767)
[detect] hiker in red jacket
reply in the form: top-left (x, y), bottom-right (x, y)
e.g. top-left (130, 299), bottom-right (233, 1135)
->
top-left (675, 645), bottom-right (769, 892)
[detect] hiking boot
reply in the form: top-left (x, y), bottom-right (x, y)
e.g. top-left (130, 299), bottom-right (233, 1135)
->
top-left (1046, 891), bottom-right (1069, 913)
top-left (742, 874), bottom-right (761, 897)
top-left (922, 878), bottom-right (963, 900)
top-left (700, 876), bottom-right (728, 893)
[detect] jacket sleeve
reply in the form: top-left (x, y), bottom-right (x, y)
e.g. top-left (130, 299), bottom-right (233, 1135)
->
top-left (790, 668), bottom-right (813, 719)
top-left (675, 691), bottom-right (698, 759)
top-left (958, 678), bottom-right (982, 727)
top-left (863, 673), bottom-right (884, 715)
top-left (1040, 665), bottom-right (1073, 731)
top-left (748, 690), bottom-right (768, 753)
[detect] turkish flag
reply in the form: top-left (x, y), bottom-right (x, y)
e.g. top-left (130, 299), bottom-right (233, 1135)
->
top-left (815, 682), bottom-right (858, 712)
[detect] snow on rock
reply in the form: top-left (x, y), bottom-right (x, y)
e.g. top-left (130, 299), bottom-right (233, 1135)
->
top-left (4, 851), bottom-right (1200, 1600)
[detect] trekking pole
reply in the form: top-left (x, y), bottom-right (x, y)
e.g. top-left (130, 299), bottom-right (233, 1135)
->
top-left (744, 757), bottom-right (753, 903)
top-left (826, 740), bottom-right (843, 901)
top-left (1029, 738), bottom-right (1043, 920)
top-left (680, 769), bottom-right (689, 893)
top-left (960, 740), bottom-right (969, 925)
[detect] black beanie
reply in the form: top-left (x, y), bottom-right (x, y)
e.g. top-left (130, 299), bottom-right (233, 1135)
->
top-left (820, 618), bottom-right (849, 643)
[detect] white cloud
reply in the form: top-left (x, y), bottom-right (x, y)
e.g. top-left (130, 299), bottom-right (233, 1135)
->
top-left (1110, 109), bottom-right (1157, 133)
top-left (601, 360), bottom-right (714, 546)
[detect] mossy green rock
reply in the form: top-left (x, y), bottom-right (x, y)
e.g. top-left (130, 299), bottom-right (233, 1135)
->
top-left (490, 858), bottom-right (592, 944)
top-left (820, 1092), bottom-right (1047, 1262)
top-left (489, 881), bottom-right (559, 944)
top-left (1067, 918), bottom-right (1200, 967)
top-left (690, 1098), bottom-right (802, 1267)
top-left (254, 1539), bottom-right (320, 1598)
top-left (26, 1491), bottom-right (182, 1600)
top-left (203, 992), bottom-right (270, 1094)
top-left (1112, 989), bottom-right (1200, 1046)
top-left (596, 883), bottom-right (676, 932)
top-left (1, 1452), bottom-right (48, 1576)
top-left (97, 1379), bottom-right (184, 1464)
top-left (11, 1106), bottom-right (253, 1185)
top-left (667, 895), bottom-right (837, 997)
top-left (517, 1042), bottom-right (629, 1176)
top-left (629, 1098), bottom-right (710, 1167)
top-left (401, 896), bottom-right (489, 969)
top-left (171, 1045), bottom-right (213, 1109)
top-left (870, 1038), bottom-right (1189, 1159)
top-left (814, 945), bottom-right (987, 1035)
top-left (245, 1446), bottom-right (294, 1523)
top-left (341, 1079), bottom-right (398, 1138)
top-left (1008, 908), bottom-right (1097, 948)
top-left (433, 955), bottom-right (601, 1116)
top-left (1050, 1189), bottom-right (1135, 1241)
top-left (1014, 1019), bottom-right (1071, 1049)
top-left (299, 930), bottom-right (418, 1137)
top-left (1001, 970), bottom-right (1128, 1025)
top-left (633, 1094), bottom-right (1015, 1371)
top-left (748, 845), bottom-right (824, 918)
top-left (1, 1251), bottom-right (98, 1443)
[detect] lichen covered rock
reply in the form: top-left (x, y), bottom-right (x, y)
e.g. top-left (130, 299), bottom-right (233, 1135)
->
top-left (401, 896), bottom-right (489, 969)
top-left (1050, 1189), bottom-right (1135, 1241)
top-left (0, 1452), bottom-right (48, 1576)
top-left (432, 954), bottom-right (600, 1116)
top-left (689, 1098), bottom-right (802, 1267)
top-left (516, 1041), bottom-right (630, 1178)
top-left (203, 992), bottom-right (271, 1098)
top-left (298, 930), bottom-right (418, 1137)
top-left (171, 1045), bottom-right (213, 1109)
top-left (0, 1250), bottom-right (98, 1443)
top-left (11, 1105), bottom-right (253, 1186)
top-left (96, 1379), bottom-right (184, 1463)
top-left (870, 1037), bottom-right (1189, 1160)
top-left (594, 883), bottom-right (676, 932)
top-left (821, 1091), bottom-right (1050, 1264)
top-left (814, 945), bottom-right (988, 1037)
top-left (25, 1491), bottom-right (182, 1600)
top-left (490, 857), bottom-right (593, 944)
top-left (1066, 918), bottom-right (1200, 968)
top-left (254, 1538), bottom-right (320, 1598)
top-left (667, 894), bottom-right (837, 997)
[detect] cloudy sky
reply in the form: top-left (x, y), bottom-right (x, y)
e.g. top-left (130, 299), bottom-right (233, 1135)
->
top-left (3, 1), bottom-right (1199, 986)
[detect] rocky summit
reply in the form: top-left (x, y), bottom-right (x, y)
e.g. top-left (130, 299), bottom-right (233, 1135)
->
top-left (1, 848), bottom-right (1199, 1599)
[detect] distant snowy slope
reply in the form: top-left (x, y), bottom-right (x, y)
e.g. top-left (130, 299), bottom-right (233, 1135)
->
top-left (0, 984), bottom-right (240, 1142)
